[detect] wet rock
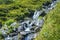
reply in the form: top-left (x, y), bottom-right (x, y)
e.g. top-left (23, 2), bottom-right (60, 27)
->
top-left (33, 10), bottom-right (43, 20)
top-left (25, 28), bottom-right (30, 32)
top-left (52, 0), bottom-right (57, 2)
top-left (9, 33), bottom-right (18, 37)
top-left (13, 28), bottom-right (18, 32)
top-left (43, 1), bottom-right (51, 6)
top-left (40, 11), bottom-right (46, 17)
top-left (12, 35), bottom-right (18, 40)
top-left (18, 26), bottom-right (23, 32)
top-left (20, 31), bottom-right (31, 35)
top-left (5, 35), bottom-right (12, 40)
top-left (24, 33), bottom-right (35, 40)
top-left (10, 22), bottom-right (17, 26)
top-left (4, 0), bottom-right (57, 40)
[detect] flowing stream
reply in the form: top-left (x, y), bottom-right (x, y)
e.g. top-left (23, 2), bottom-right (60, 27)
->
top-left (2, 0), bottom-right (59, 40)
top-left (22, 0), bottom-right (57, 40)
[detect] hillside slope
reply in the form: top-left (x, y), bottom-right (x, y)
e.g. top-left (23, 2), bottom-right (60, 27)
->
top-left (35, 2), bottom-right (60, 40)
top-left (0, 0), bottom-right (50, 24)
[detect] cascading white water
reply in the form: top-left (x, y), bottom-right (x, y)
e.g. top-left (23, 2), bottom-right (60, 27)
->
top-left (4, 0), bottom-right (58, 40)
top-left (33, 10), bottom-right (43, 20)
top-left (21, 0), bottom-right (57, 40)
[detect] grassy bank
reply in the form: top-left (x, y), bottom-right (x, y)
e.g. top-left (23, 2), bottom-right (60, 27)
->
top-left (35, 2), bottom-right (60, 40)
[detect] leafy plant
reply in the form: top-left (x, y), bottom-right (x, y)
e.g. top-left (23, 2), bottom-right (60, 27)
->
top-left (5, 19), bottom-right (15, 26)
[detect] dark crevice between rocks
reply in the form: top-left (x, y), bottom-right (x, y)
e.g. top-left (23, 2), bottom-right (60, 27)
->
top-left (40, 11), bottom-right (46, 17)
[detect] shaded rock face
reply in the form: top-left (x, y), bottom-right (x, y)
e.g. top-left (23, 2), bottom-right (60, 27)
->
top-left (52, 0), bottom-right (57, 2)
top-left (43, 1), bottom-right (51, 6)
top-left (28, 9), bottom-right (35, 18)
top-left (40, 11), bottom-right (46, 17)
top-left (42, 1), bottom-right (51, 9)
top-left (9, 33), bottom-right (18, 37)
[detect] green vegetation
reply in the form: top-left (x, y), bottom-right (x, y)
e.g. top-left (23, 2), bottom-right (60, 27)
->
top-left (0, 31), bottom-right (3, 40)
top-left (0, 0), bottom-right (51, 24)
top-left (6, 26), bottom-right (14, 34)
top-left (5, 19), bottom-right (15, 26)
top-left (35, 2), bottom-right (60, 40)
top-left (0, 0), bottom-right (60, 40)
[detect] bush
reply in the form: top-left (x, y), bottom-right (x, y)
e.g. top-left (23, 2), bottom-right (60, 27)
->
top-left (5, 19), bottom-right (15, 26)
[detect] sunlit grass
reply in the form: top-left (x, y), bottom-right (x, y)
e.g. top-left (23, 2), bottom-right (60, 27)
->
top-left (35, 2), bottom-right (60, 40)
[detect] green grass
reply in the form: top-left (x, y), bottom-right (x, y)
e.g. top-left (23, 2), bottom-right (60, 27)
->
top-left (35, 2), bottom-right (60, 40)
top-left (0, 0), bottom-right (52, 40)
top-left (0, 0), bottom-right (51, 24)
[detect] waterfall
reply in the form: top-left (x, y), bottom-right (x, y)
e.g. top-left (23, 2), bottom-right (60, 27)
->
top-left (33, 10), bottom-right (43, 20)
top-left (21, 0), bottom-right (57, 40)
top-left (3, 0), bottom-right (58, 40)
